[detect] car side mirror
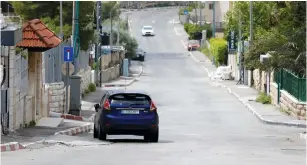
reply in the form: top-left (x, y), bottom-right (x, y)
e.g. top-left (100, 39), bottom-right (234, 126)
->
top-left (94, 104), bottom-right (100, 112)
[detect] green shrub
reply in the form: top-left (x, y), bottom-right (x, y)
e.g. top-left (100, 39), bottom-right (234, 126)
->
top-left (209, 38), bottom-right (227, 66)
top-left (29, 120), bottom-right (36, 127)
top-left (256, 92), bottom-right (271, 104)
top-left (88, 83), bottom-right (96, 92)
top-left (184, 23), bottom-right (213, 40)
top-left (84, 88), bottom-right (90, 94)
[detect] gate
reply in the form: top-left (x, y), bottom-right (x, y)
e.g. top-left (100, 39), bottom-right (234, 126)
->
top-left (14, 50), bottom-right (29, 127)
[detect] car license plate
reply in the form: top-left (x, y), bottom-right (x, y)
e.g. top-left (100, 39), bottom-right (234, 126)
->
top-left (121, 110), bottom-right (139, 114)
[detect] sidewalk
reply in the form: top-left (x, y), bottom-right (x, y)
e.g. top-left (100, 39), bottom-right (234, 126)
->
top-left (190, 50), bottom-right (307, 129)
top-left (1, 119), bottom-right (91, 152)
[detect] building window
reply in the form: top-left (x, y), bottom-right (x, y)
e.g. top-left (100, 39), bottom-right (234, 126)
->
top-left (209, 3), bottom-right (213, 10)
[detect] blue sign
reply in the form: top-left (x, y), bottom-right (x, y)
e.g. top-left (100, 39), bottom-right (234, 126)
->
top-left (184, 10), bottom-right (188, 15)
top-left (228, 31), bottom-right (237, 52)
top-left (64, 47), bottom-right (74, 62)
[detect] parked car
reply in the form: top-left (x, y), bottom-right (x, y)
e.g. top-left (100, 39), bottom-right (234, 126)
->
top-left (187, 40), bottom-right (200, 51)
top-left (93, 90), bottom-right (159, 142)
top-left (132, 48), bottom-right (146, 61)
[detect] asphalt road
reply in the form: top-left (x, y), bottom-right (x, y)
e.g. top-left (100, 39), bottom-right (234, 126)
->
top-left (2, 7), bottom-right (306, 165)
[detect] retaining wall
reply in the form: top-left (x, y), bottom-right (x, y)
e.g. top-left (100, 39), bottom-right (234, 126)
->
top-left (77, 66), bottom-right (92, 94)
top-left (47, 82), bottom-right (66, 113)
top-left (101, 64), bottom-right (120, 83)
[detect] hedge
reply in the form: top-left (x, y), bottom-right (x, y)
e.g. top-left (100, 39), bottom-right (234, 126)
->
top-left (209, 38), bottom-right (227, 66)
top-left (183, 23), bottom-right (212, 40)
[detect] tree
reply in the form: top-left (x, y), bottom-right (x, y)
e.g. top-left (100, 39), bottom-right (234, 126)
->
top-left (101, 1), bottom-right (121, 21)
top-left (102, 19), bottom-right (138, 59)
top-left (224, 1), bottom-right (306, 76)
top-left (11, 1), bottom-right (95, 51)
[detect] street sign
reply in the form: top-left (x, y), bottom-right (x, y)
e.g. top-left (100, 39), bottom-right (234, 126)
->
top-left (64, 46), bottom-right (74, 62)
top-left (228, 31), bottom-right (237, 52)
top-left (184, 10), bottom-right (188, 15)
top-left (62, 63), bottom-right (74, 76)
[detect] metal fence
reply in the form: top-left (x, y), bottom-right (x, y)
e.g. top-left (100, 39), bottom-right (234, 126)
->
top-left (274, 69), bottom-right (306, 102)
top-left (43, 40), bottom-right (91, 83)
top-left (14, 49), bottom-right (28, 98)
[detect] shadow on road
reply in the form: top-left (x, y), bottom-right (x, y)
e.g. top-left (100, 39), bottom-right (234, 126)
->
top-left (108, 139), bottom-right (174, 144)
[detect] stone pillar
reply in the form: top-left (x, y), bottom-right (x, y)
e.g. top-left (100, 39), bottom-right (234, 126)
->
top-left (8, 46), bottom-right (16, 130)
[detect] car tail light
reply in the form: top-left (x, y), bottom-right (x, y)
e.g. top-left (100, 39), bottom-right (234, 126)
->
top-left (103, 99), bottom-right (111, 110)
top-left (150, 101), bottom-right (157, 111)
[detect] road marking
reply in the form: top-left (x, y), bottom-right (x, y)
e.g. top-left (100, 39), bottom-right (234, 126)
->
top-left (189, 51), bottom-right (210, 75)
top-left (181, 40), bottom-right (187, 49)
top-left (174, 27), bottom-right (181, 36)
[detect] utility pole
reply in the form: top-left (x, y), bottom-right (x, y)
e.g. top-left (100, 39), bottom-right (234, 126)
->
top-left (198, 1), bottom-right (201, 25)
top-left (59, 1), bottom-right (63, 82)
top-left (212, 1), bottom-right (216, 38)
top-left (237, 10), bottom-right (244, 85)
top-left (95, 1), bottom-right (100, 86)
top-left (249, 1), bottom-right (253, 43)
top-left (72, 1), bottom-right (75, 50)
top-left (60, 1), bottom-right (68, 115)
top-left (117, 20), bottom-right (120, 46)
top-left (110, 12), bottom-right (113, 50)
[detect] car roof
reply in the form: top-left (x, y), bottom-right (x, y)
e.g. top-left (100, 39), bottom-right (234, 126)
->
top-left (107, 89), bottom-right (150, 96)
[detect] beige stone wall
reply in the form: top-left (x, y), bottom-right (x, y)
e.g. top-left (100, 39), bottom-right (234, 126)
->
top-left (252, 69), bottom-right (267, 92)
top-left (100, 54), bottom-right (112, 70)
top-left (270, 78), bottom-right (306, 120)
top-left (270, 83), bottom-right (279, 106)
top-left (24, 96), bottom-right (34, 125)
top-left (47, 82), bottom-right (65, 113)
top-left (280, 90), bottom-right (306, 120)
top-left (78, 66), bottom-right (92, 94)
top-left (101, 64), bottom-right (120, 83)
top-left (100, 51), bottom-right (125, 70)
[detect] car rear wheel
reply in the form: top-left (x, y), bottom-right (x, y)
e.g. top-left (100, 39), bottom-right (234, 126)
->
top-left (98, 124), bottom-right (107, 141)
top-left (93, 124), bottom-right (98, 138)
top-left (144, 128), bottom-right (159, 142)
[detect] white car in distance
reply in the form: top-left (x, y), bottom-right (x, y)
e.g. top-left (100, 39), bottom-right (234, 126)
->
top-left (141, 26), bottom-right (155, 36)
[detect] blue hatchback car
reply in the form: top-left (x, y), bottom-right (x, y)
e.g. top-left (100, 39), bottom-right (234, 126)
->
top-left (93, 90), bottom-right (159, 142)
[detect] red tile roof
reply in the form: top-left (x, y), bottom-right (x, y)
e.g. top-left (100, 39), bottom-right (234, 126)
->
top-left (17, 19), bottom-right (61, 48)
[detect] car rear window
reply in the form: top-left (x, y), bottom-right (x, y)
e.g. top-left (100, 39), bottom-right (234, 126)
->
top-left (143, 27), bottom-right (152, 30)
top-left (109, 93), bottom-right (151, 105)
top-left (189, 40), bottom-right (199, 44)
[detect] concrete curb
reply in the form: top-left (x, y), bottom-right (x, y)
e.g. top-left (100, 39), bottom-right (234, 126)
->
top-left (189, 51), bottom-right (307, 128)
top-left (54, 124), bottom-right (93, 136)
top-left (102, 63), bottom-right (143, 87)
top-left (1, 142), bottom-right (25, 152)
top-left (50, 112), bottom-right (87, 121)
top-left (61, 114), bottom-right (83, 121)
